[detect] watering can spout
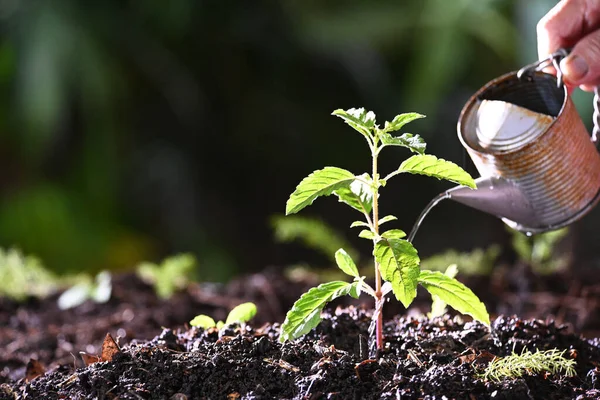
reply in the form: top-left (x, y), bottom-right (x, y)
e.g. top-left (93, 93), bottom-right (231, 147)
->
top-left (446, 176), bottom-right (537, 230)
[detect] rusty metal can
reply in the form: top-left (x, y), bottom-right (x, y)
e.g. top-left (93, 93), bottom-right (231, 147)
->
top-left (457, 71), bottom-right (600, 233)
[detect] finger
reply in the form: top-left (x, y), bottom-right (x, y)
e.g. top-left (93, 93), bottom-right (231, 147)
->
top-left (580, 77), bottom-right (600, 92)
top-left (559, 29), bottom-right (600, 88)
top-left (537, 0), bottom-right (589, 59)
top-left (580, 83), bottom-right (599, 92)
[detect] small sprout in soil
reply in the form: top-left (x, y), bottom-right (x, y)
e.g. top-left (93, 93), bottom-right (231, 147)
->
top-left (136, 253), bottom-right (198, 299)
top-left (280, 107), bottom-right (490, 349)
top-left (510, 226), bottom-right (570, 274)
top-left (0, 247), bottom-right (57, 301)
top-left (190, 302), bottom-right (257, 330)
top-left (480, 348), bottom-right (576, 382)
top-left (420, 245), bottom-right (501, 276)
top-left (57, 271), bottom-right (112, 310)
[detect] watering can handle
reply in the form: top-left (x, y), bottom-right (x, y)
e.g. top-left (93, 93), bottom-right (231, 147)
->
top-left (517, 48), bottom-right (600, 145)
top-left (593, 87), bottom-right (600, 144)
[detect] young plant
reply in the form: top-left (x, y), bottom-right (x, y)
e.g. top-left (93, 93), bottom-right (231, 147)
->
top-left (136, 253), bottom-right (198, 299)
top-left (190, 302), bottom-right (258, 330)
top-left (0, 247), bottom-right (57, 301)
top-left (480, 348), bottom-right (576, 382)
top-left (510, 227), bottom-right (569, 274)
top-left (279, 108), bottom-right (490, 349)
top-left (57, 271), bottom-right (112, 310)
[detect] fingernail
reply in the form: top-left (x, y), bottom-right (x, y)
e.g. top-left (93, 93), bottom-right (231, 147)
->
top-left (561, 55), bottom-right (589, 82)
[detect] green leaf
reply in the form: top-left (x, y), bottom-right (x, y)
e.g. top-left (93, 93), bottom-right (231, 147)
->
top-left (380, 133), bottom-right (427, 154)
top-left (381, 229), bottom-right (406, 240)
top-left (396, 154), bottom-right (476, 188)
top-left (332, 108), bottom-right (377, 140)
top-left (428, 264), bottom-right (458, 319)
top-left (334, 173), bottom-right (374, 214)
top-left (378, 215), bottom-right (397, 225)
top-left (190, 315), bottom-right (217, 329)
top-left (383, 112), bottom-right (425, 133)
top-left (335, 248), bottom-right (360, 278)
top-left (374, 239), bottom-right (420, 307)
top-left (418, 269), bottom-right (490, 326)
top-left (358, 230), bottom-right (376, 240)
top-left (350, 220), bottom-right (370, 229)
top-left (225, 302), bottom-right (258, 325)
top-left (280, 281), bottom-right (360, 342)
top-left (286, 167), bottom-right (356, 215)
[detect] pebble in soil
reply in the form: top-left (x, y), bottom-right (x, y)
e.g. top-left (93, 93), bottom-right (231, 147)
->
top-left (3, 307), bottom-right (600, 400)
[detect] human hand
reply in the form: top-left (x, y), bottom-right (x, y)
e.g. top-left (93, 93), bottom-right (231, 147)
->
top-left (537, 0), bottom-right (600, 92)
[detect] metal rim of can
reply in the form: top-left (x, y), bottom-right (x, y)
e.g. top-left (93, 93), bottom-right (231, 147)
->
top-left (457, 71), bottom-right (565, 156)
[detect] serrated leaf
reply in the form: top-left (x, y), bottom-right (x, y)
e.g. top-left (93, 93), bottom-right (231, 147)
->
top-left (334, 173), bottom-right (374, 213)
top-left (396, 154), bottom-right (476, 188)
top-left (335, 248), bottom-right (360, 278)
top-left (418, 269), bottom-right (490, 326)
top-left (383, 112), bottom-right (425, 133)
top-left (349, 282), bottom-right (361, 298)
top-left (332, 108), bottom-right (377, 139)
top-left (428, 264), bottom-right (458, 319)
top-left (280, 281), bottom-right (360, 342)
top-left (190, 315), bottom-right (217, 329)
top-left (358, 230), bottom-right (376, 240)
top-left (374, 239), bottom-right (420, 308)
top-left (381, 229), bottom-right (406, 240)
top-left (350, 220), bottom-right (370, 228)
top-left (286, 167), bottom-right (356, 215)
top-left (379, 215), bottom-right (397, 225)
top-left (225, 302), bottom-right (258, 325)
top-left (380, 133), bottom-right (427, 154)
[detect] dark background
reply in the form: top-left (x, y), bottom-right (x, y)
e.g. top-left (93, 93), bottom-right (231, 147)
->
top-left (1, 0), bottom-right (597, 281)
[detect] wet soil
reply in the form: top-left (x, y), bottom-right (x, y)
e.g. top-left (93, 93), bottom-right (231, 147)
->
top-left (1, 267), bottom-right (600, 399)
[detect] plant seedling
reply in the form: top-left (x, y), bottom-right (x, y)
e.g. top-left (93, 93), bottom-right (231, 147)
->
top-left (510, 227), bottom-right (569, 274)
top-left (57, 271), bottom-right (112, 310)
top-left (280, 108), bottom-right (490, 349)
top-left (480, 348), bottom-right (576, 382)
top-left (136, 253), bottom-right (198, 299)
top-left (190, 302), bottom-right (258, 330)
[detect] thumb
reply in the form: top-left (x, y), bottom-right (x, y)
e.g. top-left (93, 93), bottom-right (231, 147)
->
top-left (560, 29), bottom-right (600, 91)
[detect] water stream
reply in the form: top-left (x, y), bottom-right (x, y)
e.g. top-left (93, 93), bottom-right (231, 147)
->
top-left (407, 192), bottom-right (449, 243)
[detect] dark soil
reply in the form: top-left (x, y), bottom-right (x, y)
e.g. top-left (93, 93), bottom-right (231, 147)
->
top-left (1, 267), bottom-right (600, 399)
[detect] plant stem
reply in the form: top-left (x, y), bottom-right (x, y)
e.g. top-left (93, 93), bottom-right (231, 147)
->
top-left (371, 146), bottom-right (383, 350)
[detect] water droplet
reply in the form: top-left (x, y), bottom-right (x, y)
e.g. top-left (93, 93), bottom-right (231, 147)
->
top-left (525, 231), bottom-right (533, 237)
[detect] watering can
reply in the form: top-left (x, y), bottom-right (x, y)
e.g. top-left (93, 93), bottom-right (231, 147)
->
top-left (446, 49), bottom-right (600, 234)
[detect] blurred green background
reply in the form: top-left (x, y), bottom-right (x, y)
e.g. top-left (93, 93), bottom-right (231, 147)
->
top-left (1, 0), bottom-right (597, 282)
